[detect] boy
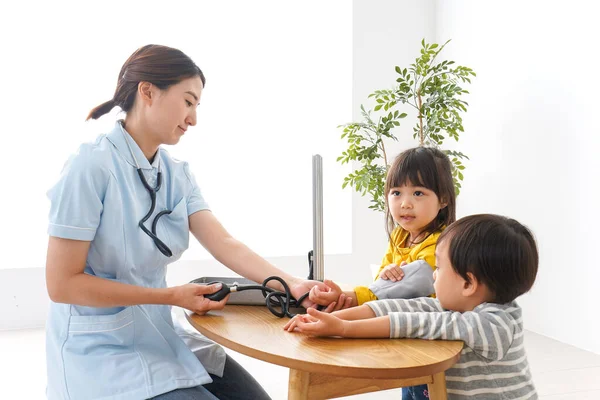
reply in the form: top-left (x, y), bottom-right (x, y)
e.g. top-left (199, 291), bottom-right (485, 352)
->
top-left (285, 214), bottom-right (539, 399)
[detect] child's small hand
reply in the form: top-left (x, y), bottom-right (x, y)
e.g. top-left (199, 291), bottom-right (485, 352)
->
top-left (285, 308), bottom-right (347, 337)
top-left (309, 279), bottom-right (343, 306)
top-left (284, 313), bottom-right (318, 332)
top-left (320, 292), bottom-right (353, 313)
top-left (379, 261), bottom-right (407, 282)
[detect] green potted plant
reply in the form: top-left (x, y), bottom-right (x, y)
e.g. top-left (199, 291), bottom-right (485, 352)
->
top-left (338, 39), bottom-right (476, 212)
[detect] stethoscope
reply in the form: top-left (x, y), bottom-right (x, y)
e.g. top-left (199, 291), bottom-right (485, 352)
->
top-left (122, 123), bottom-right (173, 257)
top-left (191, 252), bottom-right (319, 318)
top-left (190, 276), bottom-right (310, 318)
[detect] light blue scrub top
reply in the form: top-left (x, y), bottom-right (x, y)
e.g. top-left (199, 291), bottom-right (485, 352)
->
top-left (46, 121), bottom-right (226, 400)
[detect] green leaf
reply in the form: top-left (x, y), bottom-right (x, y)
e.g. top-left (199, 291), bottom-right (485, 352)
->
top-left (336, 38), bottom-right (473, 211)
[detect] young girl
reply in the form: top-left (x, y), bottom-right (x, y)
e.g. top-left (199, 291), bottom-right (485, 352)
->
top-left (286, 214), bottom-right (539, 400)
top-left (311, 146), bottom-right (456, 308)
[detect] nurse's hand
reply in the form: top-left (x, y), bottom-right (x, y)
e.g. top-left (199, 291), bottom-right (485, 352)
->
top-left (290, 279), bottom-right (352, 311)
top-left (172, 283), bottom-right (230, 315)
top-left (289, 279), bottom-right (330, 309)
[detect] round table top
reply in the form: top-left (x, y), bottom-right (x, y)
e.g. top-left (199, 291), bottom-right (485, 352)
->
top-left (186, 305), bottom-right (463, 379)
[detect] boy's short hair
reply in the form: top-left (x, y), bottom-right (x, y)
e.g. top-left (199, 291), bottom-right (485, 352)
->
top-left (438, 214), bottom-right (539, 304)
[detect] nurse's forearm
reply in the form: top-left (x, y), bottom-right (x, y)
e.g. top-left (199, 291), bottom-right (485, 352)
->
top-left (216, 237), bottom-right (297, 291)
top-left (50, 273), bottom-right (173, 307)
top-left (189, 211), bottom-right (297, 291)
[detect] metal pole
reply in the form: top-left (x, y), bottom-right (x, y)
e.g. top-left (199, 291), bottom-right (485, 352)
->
top-left (312, 155), bottom-right (324, 281)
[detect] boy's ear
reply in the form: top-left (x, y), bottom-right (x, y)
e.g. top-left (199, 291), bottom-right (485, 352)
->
top-left (462, 272), bottom-right (479, 297)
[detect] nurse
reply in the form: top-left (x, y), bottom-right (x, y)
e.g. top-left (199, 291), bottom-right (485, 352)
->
top-left (45, 44), bottom-right (334, 400)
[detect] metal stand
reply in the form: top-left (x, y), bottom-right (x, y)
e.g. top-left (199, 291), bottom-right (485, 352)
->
top-left (310, 155), bottom-right (324, 281)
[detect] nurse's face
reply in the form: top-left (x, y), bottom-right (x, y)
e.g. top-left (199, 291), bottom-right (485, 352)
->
top-left (147, 76), bottom-right (203, 146)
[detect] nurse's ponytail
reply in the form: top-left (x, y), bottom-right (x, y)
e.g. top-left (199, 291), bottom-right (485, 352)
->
top-left (86, 99), bottom-right (117, 121)
top-left (86, 44), bottom-right (205, 121)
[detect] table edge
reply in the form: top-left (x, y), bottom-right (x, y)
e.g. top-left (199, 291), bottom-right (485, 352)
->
top-left (185, 311), bottom-right (463, 379)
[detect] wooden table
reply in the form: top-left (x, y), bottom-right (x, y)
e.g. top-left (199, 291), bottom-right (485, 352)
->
top-left (186, 306), bottom-right (463, 400)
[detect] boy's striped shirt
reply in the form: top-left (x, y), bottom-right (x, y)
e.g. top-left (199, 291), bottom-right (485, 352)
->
top-left (367, 298), bottom-right (537, 399)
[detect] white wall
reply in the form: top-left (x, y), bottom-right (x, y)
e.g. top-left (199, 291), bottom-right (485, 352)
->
top-left (0, 0), bottom-right (352, 271)
top-left (349, 0), bottom-right (437, 282)
top-left (434, 0), bottom-right (600, 354)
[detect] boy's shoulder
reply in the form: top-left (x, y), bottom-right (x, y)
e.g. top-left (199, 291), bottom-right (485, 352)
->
top-left (474, 301), bottom-right (523, 320)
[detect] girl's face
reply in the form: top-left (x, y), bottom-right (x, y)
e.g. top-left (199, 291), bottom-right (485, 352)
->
top-left (387, 182), bottom-right (446, 240)
top-left (145, 76), bottom-right (203, 146)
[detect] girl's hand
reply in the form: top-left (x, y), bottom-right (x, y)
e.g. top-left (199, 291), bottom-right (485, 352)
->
top-left (172, 283), bottom-right (229, 315)
top-left (285, 308), bottom-right (347, 337)
top-left (309, 279), bottom-right (343, 306)
top-left (322, 292), bottom-right (353, 313)
top-left (379, 261), bottom-right (407, 282)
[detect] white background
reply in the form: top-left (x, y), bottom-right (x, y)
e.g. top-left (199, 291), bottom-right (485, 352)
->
top-left (0, 0), bottom-right (352, 270)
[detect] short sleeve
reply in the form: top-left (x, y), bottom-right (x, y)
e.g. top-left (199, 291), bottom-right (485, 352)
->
top-left (183, 162), bottom-right (210, 216)
top-left (46, 145), bottom-right (110, 241)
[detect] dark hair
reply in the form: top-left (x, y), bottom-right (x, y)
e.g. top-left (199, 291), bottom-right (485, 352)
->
top-left (384, 146), bottom-right (456, 241)
top-left (438, 214), bottom-right (539, 304)
top-left (86, 44), bottom-right (206, 120)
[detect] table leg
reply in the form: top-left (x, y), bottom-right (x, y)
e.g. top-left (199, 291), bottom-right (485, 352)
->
top-left (288, 369), bottom-right (310, 400)
top-left (288, 368), bottom-right (440, 399)
top-left (427, 372), bottom-right (448, 400)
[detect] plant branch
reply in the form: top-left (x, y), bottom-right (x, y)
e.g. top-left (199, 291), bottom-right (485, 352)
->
top-left (380, 141), bottom-right (388, 169)
top-left (417, 88), bottom-right (424, 146)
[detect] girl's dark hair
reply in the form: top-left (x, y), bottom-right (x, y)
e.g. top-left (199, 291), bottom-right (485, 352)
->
top-left (86, 44), bottom-right (205, 120)
top-left (384, 146), bottom-right (456, 242)
top-left (438, 214), bottom-right (539, 304)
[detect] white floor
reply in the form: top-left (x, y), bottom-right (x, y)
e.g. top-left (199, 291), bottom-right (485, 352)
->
top-left (2, 324), bottom-right (600, 399)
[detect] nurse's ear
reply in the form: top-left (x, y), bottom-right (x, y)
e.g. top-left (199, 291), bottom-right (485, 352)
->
top-left (138, 81), bottom-right (154, 106)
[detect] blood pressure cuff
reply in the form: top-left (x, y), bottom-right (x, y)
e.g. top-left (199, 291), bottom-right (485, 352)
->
top-left (368, 260), bottom-right (435, 299)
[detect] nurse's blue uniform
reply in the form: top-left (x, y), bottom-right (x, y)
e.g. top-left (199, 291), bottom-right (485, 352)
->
top-left (45, 121), bottom-right (226, 400)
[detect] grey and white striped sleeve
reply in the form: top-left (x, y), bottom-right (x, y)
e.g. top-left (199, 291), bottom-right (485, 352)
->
top-left (366, 297), bottom-right (444, 315)
top-left (367, 300), bottom-right (516, 361)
